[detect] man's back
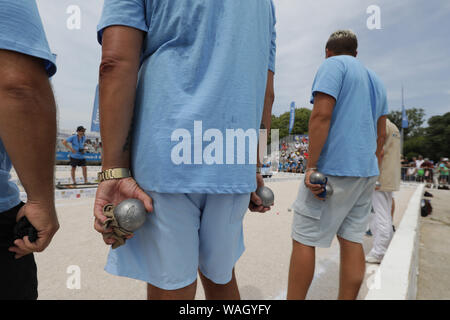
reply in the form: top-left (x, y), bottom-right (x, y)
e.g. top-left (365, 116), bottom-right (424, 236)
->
top-left (98, 0), bottom-right (277, 193)
top-left (311, 55), bottom-right (388, 177)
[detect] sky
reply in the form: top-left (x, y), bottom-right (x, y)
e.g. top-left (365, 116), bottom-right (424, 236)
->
top-left (36, 0), bottom-right (450, 131)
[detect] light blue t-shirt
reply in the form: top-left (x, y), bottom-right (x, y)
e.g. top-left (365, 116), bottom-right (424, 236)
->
top-left (0, 0), bottom-right (56, 212)
top-left (98, 0), bottom-right (277, 193)
top-left (66, 135), bottom-right (86, 160)
top-left (310, 55), bottom-right (389, 177)
top-left (0, 140), bottom-right (20, 213)
top-left (0, 0), bottom-right (57, 77)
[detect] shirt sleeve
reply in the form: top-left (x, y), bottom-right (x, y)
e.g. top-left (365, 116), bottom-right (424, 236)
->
top-left (310, 58), bottom-right (345, 104)
top-left (97, 0), bottom-right (149, 45)
top-left (66, 136), bottom-right (74, 145)
top-left (268, 0), bottom-right (277, 73)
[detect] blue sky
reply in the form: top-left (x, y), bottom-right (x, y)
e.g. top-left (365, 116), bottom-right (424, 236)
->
top-left (36, 0), bottom-right (450, 131)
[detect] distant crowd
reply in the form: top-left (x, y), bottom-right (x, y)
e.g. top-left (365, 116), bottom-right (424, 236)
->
top-left (277, 137), bottom-right (309, 173)
top-left (402, 155), bottom-right (449, 185)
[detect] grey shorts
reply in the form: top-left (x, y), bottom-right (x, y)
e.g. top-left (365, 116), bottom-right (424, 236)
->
top-left (291, 175), bottom-right (377, 248)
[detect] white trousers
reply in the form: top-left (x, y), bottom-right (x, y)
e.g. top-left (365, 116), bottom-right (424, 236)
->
top-left (368, 191), bottom-right (394, 259)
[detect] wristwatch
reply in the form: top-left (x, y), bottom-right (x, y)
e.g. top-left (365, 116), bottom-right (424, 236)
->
top-left (97, 168), bottom-right (131, 183)
top-left (256, 166), bottom-right (262, 174)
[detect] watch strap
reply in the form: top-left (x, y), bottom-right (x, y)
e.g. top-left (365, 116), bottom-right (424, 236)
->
top-left (97, 168), bottom-right (131, 183)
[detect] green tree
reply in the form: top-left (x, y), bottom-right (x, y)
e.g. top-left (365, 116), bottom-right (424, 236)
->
top-left (271, 108), bottom-right (311, 140)
top-left (388, 107), bottom-right (426, 138)
top-left (425, 112), bottom-right (450, 161)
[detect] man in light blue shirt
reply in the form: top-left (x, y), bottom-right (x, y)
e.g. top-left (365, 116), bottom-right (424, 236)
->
top-left (93, 0), bottom-right (276, 300)
top-left (63, 126), bottom-right (88, 184)
top-left (288, 30), bottom-right (388, 300)
top-left (0, 0), bottom-right (59, 299)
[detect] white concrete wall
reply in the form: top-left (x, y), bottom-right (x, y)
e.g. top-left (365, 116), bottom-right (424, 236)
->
top-left (365, 184), bottom-right (425, 300)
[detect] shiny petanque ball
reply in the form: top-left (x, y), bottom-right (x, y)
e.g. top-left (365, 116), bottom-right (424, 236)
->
top-left (309, 172), bottom-right (327, 185)
top-left (256, 186), bottom-right (275, 207)
top-left (375, 181), bottom-right (381, 188)
top-left (114, 199), bottom-right (147, 232)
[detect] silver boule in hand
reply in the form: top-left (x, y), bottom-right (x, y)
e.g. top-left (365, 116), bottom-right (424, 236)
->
top-left (309, 172), bottom-right (327, 185)
top-left (255, 186), bottom-right (275, 208)
top-left (114, 199), bottom-right (147, 232)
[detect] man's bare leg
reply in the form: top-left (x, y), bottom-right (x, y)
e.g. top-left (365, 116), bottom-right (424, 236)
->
top-left (337, 236), bottom-right (365, 300)
top-left (147, 280), bottom-right (197, 300)
top-left (82, 166), bottom-right (88, 184)
top-left (71, 166), bottom-right (76, 184)
top-left (287, 240), bottom-right (316, 300)
top-left (199, 268), bottom-right (240, 300)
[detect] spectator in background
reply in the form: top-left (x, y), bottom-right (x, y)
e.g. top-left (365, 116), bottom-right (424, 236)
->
top-left (439, 160), bottom-right (449, 184)
top-left (63, 126), bottom-right (88, 185)
top-left (366, 119), bottom-right (400, 264)
top-left (406, 162), bottom-right (416, 181)
top-left (421, 158), bottom-right (434, 184)
top-left (415, 155), bottom-right (424, 169)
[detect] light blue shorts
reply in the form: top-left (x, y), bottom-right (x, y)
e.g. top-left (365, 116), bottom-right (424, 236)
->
top-left (291, 176), bottom-right (377, 248)
top-left (105, 191), bottom-right (251, 290)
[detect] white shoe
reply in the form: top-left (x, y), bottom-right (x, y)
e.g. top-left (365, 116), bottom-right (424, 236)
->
top-left (365, 255), bottom-right (382, 264)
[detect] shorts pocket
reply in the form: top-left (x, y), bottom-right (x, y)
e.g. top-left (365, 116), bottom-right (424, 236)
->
top-left (292, 185), bottom-right (325, 220)
top-left (292, 189), bottom-right (325, 239)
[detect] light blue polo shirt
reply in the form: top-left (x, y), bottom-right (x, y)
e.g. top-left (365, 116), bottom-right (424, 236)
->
top-left (98, 0), bottom-right (277, 194)
top-left (66, 135), bottom-right (86, 160)
top-left (310, 55), bottom-right (389, 177)
top-left (0, 0), bottom-right (57, 212)
top-left (0, 0), bottom-right (57, 77)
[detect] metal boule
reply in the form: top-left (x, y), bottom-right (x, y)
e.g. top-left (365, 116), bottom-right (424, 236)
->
top-left (256, 186), bottom-right (275, 207)
top-left (114, 199), bottom-right (147, 232)
top-left (310, 172), bottom-right (327, 185)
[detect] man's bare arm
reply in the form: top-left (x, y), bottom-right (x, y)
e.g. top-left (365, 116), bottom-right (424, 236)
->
top-left (99, 26), bottom-right (145, 170)
top-left (251, 70), bottom-right (275, 213)
top-left (0, 50), bottom-right (59, 258)
top-left (62, 139), bottom-right (76, 154)
top-left (257, 70), bottom-right (275, 166)
top-left (0, 50), bottom-right (56, 206)
top-left (306, 92), bottom-right (335, 170)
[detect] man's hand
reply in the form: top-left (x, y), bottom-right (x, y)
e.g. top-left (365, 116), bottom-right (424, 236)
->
top-left (93, 177), bottom-right (153, 246)
top-left (249, 173), bottom-right (272, 213)
top-left (304, 170), bottom-right (325, 201)
top-left (8, 201), bottom-right (59, 259)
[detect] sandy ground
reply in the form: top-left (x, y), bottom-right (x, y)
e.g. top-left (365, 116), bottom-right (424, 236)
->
top-left (33, 176), bottom-right (416, 300)
top-left (417, 188), bottom-right (450, 299)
